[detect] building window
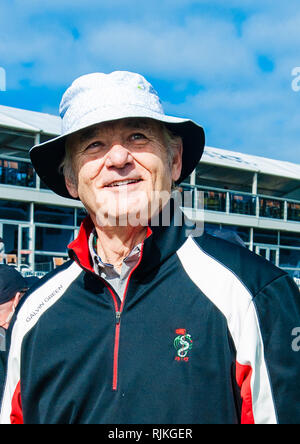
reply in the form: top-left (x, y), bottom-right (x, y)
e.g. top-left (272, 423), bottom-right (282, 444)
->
top-left (253, 228), bottom-right (278, 245)
top-left (287, 202), bottom-right (300, 222)
top-left (34, 204), bottom-right (75, 226)
top-left (259, 197), bottom-right (284, 219)
top-left (279, 231), bottom-right (300, 248)
top-left (204, 223), bottom-right (221, 234)
top-left (279, 249), bottom-right (300, 269)
top-left (203, 190), bottom-right (226, 212)
top-left (35, 227), bottom-right (74, 253)
top-left (34, 254), bottom-right (68, 274)
top-left (229, 193), bottom-right (256, 216)
top-left (0, 158), bottom-right (36, 188)
top-left (0, 200), bottom-right (30, 221)
top-left (221, 225), bottom-right (251, 244)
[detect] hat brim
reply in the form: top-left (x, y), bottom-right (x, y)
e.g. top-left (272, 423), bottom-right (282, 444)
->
top-left (30, 109), bottom-right (205, 200)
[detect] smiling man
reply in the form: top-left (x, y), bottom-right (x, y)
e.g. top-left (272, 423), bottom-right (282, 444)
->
top-left (1, 71), bottom-right (300, 425)
top-left (63, 117), bottom-right (183, 272)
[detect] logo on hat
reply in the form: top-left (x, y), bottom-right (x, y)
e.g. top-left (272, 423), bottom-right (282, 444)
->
top-left (174, 328), bottom-right (193, 362)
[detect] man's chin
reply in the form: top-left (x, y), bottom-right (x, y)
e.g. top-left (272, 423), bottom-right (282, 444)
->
top-left (93, 189), bottom-right (172, 228)
top-left (95, 206), bottom-right (151, 228)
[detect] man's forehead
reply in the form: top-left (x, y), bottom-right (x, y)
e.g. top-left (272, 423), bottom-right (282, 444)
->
top-left (77, 118), bottom-right (160, 143)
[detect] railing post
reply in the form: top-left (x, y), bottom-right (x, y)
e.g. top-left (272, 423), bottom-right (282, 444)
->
top-left (193, 186), bottom-right (198, 209)
top-left (226, 192), bottom-right (230, 214)
top-left (34, 133), bottom-right (41, 190)
top-left (284, 200), bottom-right (288, 221)
top-left (252, 172), bottom-right (258, 195)
top-left (256, 196), bottom-right (260, 218)
top-left (29, 202), bottom-right (35, 273)
top-left (249, 227), bottom-right (254, 252)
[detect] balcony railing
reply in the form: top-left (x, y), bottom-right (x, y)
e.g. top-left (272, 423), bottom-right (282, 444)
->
top-left (180, 183), bottom-right (300, 223)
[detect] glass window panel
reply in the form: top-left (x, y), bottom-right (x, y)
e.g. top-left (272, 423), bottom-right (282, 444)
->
top-left (269, 249), bottom-right (277, 265)
top-left (279, 249), bottom-right (300, 268)
top-left (204, 190), bottom-right (226, 212)
top-left (35, 227), bottom-right (74, 253)
top-left (230, 193), bottom-right (256, 215)
top-left (253, 228), bottom-right (278, 245)
top-left (76, 207), bottom-right (88, 226)
top-left (221, 225), bottom-right (250, 243)
top-left (2, 224), bottom-right (18, 254)
top-left (0, 158), bottom-right (36, 188)
top-left (0, 200), bottom-right (30, 221)
top-left (259, 197), bottom-right (284, 219)
top-left (280, 231), bottom-right (300, 248)
top-left (287, 202), bottom-right (300, 222)
top-left (208, 225), bottom-right (248, 246)
top-left (34, 254), bottom-right (68, 274)
top-left (34, 254), bottom-right (54, 273)
top-left (258, 248), bottom-right (268, 260)
top-left (180, 185), bottom-right (194, 209)
top-left (204, 223), bottom-right (221, 235)
top-left (34, 204), bottom-right (74, 226)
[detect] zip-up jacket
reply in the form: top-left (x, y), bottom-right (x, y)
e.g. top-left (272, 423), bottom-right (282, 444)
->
top-left (1, 213), bottom-right (300, 424)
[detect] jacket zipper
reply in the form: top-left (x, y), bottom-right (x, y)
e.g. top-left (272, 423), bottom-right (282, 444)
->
top-left (109, 243), bottom-right (145, 391)
top-left (71, 228), bottom-right (151, 392)
top-left (72, 255), bottom-right (139, 392)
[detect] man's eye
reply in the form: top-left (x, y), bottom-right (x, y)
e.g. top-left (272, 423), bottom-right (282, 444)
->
top-left (130, 133), bottom-right (147, 141)
top-left (84, 141), bottom-right (104, 151)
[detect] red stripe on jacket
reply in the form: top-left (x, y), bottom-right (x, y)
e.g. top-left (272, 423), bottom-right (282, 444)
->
top-left (236, 362), bottom-right (255, 424)
top-left (10, 381), bottom-right (23, 424)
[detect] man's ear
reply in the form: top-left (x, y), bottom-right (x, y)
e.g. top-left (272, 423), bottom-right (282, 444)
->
top-left (13, 292), bottom-right (22, 308)
top-left (171, 141), bottom-right (183, 183)
top-left (65, 176), bottom-right (79, 199)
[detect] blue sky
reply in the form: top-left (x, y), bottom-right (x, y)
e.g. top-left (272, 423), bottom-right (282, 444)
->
top-left (0, 0), bottom-right (300, 164)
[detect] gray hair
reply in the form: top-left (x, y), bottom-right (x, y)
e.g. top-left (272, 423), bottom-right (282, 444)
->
top-left (60, 120), bottom-right (182, 187)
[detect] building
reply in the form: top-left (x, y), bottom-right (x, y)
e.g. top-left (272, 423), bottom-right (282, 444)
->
top-left (0, 104), bottom-right (299, 288)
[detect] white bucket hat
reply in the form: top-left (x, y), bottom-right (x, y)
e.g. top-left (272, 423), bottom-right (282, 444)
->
top-left (30, 71), bottom-right (205, 199)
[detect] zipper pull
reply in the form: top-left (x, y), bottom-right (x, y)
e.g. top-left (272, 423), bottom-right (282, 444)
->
top-left (116, 311), bottom-right (121, 324)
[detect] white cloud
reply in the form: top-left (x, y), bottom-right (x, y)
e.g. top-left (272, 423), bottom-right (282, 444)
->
top-left (82, 17), bottom-right (255, 84)
top-left (164, 80), bottom-right (300, 163)
top-left (0, 0), bottom-right (299, 163)
top-left (1, 8), bottom-right (256, 87)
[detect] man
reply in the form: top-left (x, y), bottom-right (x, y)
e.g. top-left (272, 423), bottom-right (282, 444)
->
top-left (0, 265), bottom-right (27, 397)
top-left (1, 71), bottom-right (300, 424)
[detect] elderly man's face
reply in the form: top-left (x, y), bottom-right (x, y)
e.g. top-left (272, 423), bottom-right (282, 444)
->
top-left (65, 118), bottom-right (182, 226)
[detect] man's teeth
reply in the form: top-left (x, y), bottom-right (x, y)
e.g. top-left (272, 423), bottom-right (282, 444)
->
top-left (107, 179), bottom-right (140, 187)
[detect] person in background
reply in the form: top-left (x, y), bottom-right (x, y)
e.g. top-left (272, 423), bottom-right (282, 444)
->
top-left (24, 276), bottom-right (40, 289)
top-left (0, 265), bottom-right (27, 397)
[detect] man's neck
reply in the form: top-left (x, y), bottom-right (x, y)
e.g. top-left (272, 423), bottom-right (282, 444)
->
top-left (94, 224), bottom-right (148, 273)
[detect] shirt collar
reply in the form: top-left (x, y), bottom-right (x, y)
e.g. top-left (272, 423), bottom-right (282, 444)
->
top-left (88, 228), bottom-right (142, 272)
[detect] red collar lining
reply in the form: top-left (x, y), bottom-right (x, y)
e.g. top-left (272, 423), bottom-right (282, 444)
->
top-left (68, 216), bottom-right (152, 273)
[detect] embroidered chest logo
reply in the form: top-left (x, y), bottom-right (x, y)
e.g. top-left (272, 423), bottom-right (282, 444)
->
top-left (174, 329), bottom-right (193, 362)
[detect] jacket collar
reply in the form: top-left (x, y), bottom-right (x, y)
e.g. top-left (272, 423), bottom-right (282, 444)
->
top-left (68, 216), bottom-right (95, 272)
top-left (68, 198), bottom-right (193, 277)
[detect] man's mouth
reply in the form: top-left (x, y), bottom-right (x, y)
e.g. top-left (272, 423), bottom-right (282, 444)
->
top-left (105, 179), bottom-right (143, 188)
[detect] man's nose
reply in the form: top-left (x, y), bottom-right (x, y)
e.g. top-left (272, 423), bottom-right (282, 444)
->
top-left (105, 144), bottom-right (133, 169)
